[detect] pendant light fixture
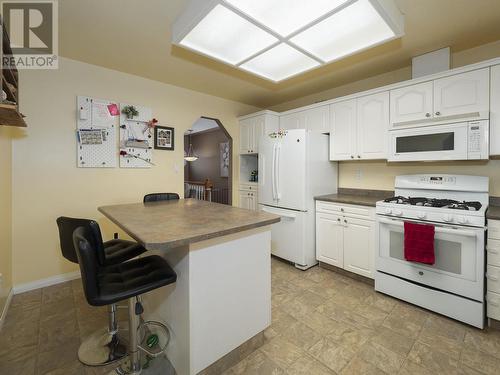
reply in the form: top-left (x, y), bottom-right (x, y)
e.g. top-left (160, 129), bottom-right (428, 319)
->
top-left (184, 130), bottom-right (198, 162)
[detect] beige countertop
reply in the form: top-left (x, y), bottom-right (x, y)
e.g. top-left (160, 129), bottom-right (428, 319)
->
top-left (315, 189), bottom-right (393, 207)
top-left (488, 205), bottom-right (500, 220)
top-left (99, 199), bottom-right (280, 251)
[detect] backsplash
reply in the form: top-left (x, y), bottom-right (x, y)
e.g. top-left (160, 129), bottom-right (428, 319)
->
top-left (339, 160), bottom-right (500, 197)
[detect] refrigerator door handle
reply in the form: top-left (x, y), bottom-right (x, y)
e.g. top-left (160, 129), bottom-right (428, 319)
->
top-left (271, 143), bottom-right (277, 200)
top-left (261, 206), bottom-right (297, 219)
top-left (275, 143), bottom-right (281, 200)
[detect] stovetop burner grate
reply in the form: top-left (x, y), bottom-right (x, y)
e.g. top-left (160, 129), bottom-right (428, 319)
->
top-left (383, 196), bottom-right (482, 211)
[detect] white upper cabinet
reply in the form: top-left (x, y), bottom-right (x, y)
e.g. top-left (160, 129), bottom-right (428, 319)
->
top-left (433, 68), bottom-right (490, 119)
top-left (491, 65), bottom-right (500, 156)
top-left (390, 81), bottom-right (433, 126)
top-left (390, 68), bottom-right (490, 128)
top-left (279, 106), bottom-right (329, 133)
top-left (239, 119), bottom-right (253, 154)
top-left (280, 112), bottom-right (302, 131)
top-left (239, 113), bottom-right (278, 154)
top-left (357, 92), bottom-right (389, 159)
top-left (330, 93), bottom-right (388, 161)
top-left (304, 106), bottom-right (329, 133)
top-left (330, 99), bottom-right (357, 161)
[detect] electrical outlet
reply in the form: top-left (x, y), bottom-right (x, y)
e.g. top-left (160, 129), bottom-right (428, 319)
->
top-left (355, 169), bottom-right (363, 181)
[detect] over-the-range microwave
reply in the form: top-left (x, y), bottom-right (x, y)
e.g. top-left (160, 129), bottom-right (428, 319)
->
top-left (388, 120), bottom-right (489, 162)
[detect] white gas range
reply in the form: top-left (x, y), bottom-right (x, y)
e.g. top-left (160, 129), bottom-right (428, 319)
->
top-left (375, 174), bottom-right (488, 328)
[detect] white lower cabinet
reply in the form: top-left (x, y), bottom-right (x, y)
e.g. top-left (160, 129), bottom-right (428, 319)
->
top-left (316, 213), bottom-right (344, 268)
top-left (238, 184), bottom-right (258, 211)
top-left (343, 217), bottom-right (375, 278)
top-left (487, 219), bottom-right (500, 320)
top-left (316, 202), bottom-right (375, 279)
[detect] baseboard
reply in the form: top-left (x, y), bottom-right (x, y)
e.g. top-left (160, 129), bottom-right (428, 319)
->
top-left (0, 287), bottom-right (14, 332)
top-left (13, 271), bottom-right (81, 295)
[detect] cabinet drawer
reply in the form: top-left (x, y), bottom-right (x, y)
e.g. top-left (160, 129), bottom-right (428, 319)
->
top-left (240, 183), bottom-right (258, 192)
top-left (316, 201), bottom-right (373, 219)
top-left (486, 265), bottom-right (500, 293)
top-left (487, 239), bottom-right (500, 267)
top-left (486, 291), bottom-right (500, 320)
top-left (488, 220), bottom-right (500, 240)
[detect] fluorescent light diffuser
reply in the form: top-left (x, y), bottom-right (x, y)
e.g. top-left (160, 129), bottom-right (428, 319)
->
top-left (179, 4), bottom-right (278, 65)
top-left (224, 0), bottom-right (350, 37)
top-left (240, 43), bottom-right (320, 82)
top-left (172, 0), bottom-right (404, 82)
top-left (290, 0), bottom-right (396, 63)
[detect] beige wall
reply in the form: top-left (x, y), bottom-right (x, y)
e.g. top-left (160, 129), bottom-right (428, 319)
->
top-left (0, 126), bottom-right (13, 312)
top-left (339, 160), bottom-right (500, 196)
top-left (12, 57), bottom-right (258, 286)
top-left (269, 40), bottom-right (500, 195)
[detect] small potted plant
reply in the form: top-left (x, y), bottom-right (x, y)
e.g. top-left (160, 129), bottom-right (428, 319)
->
top-left (250, 170), bottom-right (258, 182)
top-left (122, 105), bottom-right (139, 119)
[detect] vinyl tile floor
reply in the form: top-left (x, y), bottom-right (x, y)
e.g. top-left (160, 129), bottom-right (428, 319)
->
top-left (2, 258), bottom-right (500, 374)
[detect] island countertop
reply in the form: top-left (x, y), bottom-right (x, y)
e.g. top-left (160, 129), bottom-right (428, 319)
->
top-left (98, 199), bottom-right (280, 251)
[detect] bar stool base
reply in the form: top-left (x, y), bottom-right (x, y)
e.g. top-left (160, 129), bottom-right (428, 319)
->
top-left (78, 328), bottom-right (127, 366)
top-left (107, 358), bottom-right (142, 375)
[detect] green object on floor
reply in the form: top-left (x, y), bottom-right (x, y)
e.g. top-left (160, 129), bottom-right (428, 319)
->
top-left (147, 333), bottom-right (159, 348)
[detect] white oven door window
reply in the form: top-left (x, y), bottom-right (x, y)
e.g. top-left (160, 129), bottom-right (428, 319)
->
top-left (377, 218), bottom-right (484, 300)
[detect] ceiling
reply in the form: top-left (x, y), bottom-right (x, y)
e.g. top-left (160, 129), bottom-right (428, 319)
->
top-left (59, 0), bottom-right (500, 108)
top-left (189, 117), bottom-right (219, 134)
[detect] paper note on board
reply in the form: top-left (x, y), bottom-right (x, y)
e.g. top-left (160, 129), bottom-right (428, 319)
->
top-left (91, 100), bottom-right (116, 128)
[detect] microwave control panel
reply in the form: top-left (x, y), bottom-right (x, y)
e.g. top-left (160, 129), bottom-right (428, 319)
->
top-left (467, 120), bottom-right (488, 159)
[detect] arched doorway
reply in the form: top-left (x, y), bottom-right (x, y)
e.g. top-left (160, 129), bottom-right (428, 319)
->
top-left (184, 117), bottom-right (232, 205)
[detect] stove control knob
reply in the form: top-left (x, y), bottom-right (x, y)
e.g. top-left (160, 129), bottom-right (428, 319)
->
top-left (443, 214), bottom-right (453, 222)
top-left (393, 210), bottom-right (403, 216)
top-left (385, 208), bottom-right (393, 215)
top-left (457, 216), bottom-right (468, 224)
top-left (417, 212), bottom-right (426, 219)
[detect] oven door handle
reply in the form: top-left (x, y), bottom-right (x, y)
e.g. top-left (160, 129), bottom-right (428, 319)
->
top-left (377, 218), bottom-right (479, 237)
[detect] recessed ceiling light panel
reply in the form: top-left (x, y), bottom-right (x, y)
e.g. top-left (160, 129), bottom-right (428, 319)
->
top-left (290, 0), bottom-right (397, 63)
top-left (240, 43), bottom-right (320, 82)
top-left (179, 4), bottom-right (278, 65)
top-left (172, 0), bottom-right (404, 82)
top-left (224, 0), bottom-right (351, 37)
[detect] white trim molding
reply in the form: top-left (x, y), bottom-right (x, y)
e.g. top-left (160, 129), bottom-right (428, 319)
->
top-left (13, 271), bottom-right (81, 295)
top-left (0, 288), bottom-right (14, 331)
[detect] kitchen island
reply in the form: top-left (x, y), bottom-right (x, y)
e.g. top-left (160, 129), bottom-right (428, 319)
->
top-left (99, 199), bottom-right (280, 375)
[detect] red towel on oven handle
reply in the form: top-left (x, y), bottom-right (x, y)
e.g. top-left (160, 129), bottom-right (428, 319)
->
top-left (404, 221), bottom-right (435, 265)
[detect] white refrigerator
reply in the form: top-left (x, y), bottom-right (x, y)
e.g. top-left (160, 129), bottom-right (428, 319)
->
top-left (259, 129), bottom-right (338, 270)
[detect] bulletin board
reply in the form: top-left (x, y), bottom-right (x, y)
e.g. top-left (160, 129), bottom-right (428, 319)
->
top-left (76, 96), bottom-right (119, 168)
top-left (119, 103), bottom-right (154, 168)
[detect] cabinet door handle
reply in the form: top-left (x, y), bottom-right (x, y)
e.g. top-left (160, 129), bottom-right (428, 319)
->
top-left (340, 208), bottom-right (344, 212)
top-left (425, 112), bottom-right (431, 118)
top-left (344, 219), bottom-right (347, 224)
top-left (435, 111), bottom-right (441, 116)
top-left (337, 218), bottom-right (341, 222)
top-left (357, 155), bottom-right (361, 159)
top-left (350, 155), bottom-right (354, 159)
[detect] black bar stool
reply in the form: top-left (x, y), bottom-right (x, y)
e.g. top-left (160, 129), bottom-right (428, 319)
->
top-left (73, 222), bottom-right (177, 375)
top-left (56, 217), bottom-right (147, 366)
top-left (143, 193), bottom-right (180, 203)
